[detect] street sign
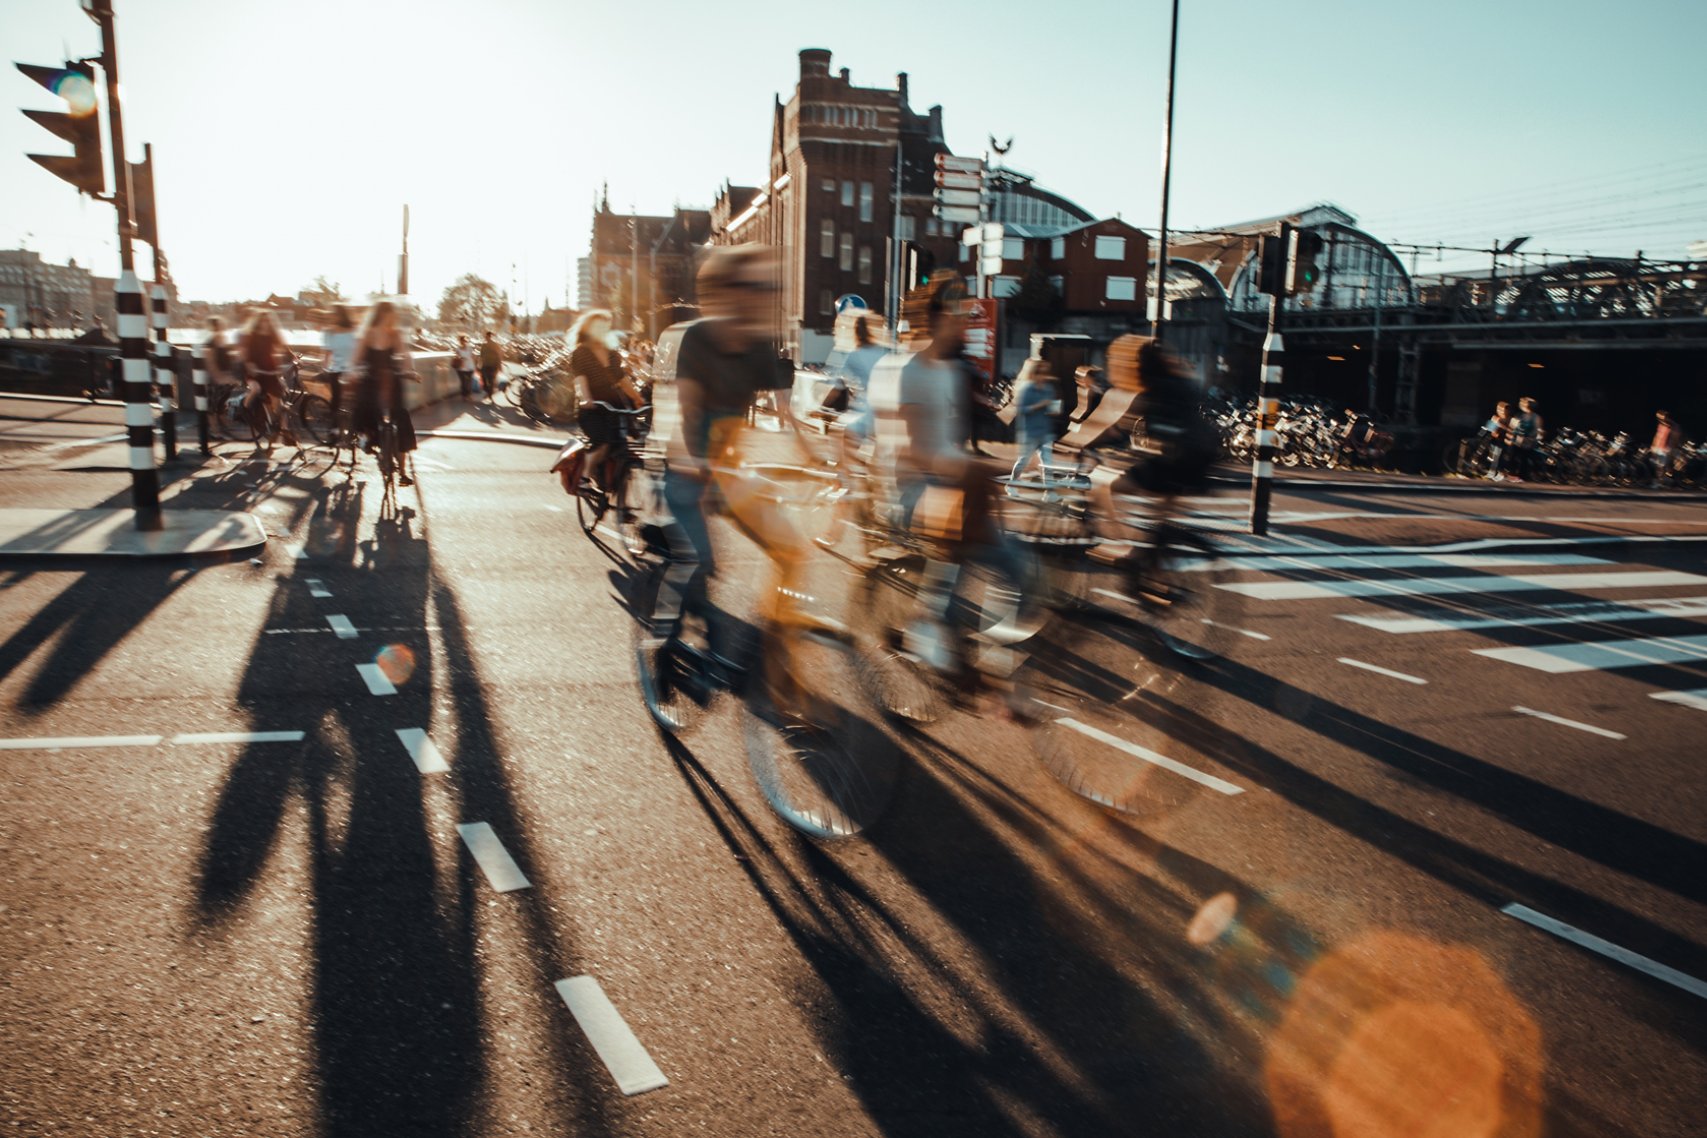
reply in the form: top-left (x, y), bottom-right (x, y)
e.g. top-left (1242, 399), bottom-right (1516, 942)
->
top-left (935, 154), bottom-right (983, 174)
top-left (962, 226), bottom-right (982, 246)
top-left (937, 205), bottom-right (980, 224)
top-left (981, 254), bottom-right (1005, 277)
top-left (962, 298), bottom-right (998, 383)
top-left (934, 171), bottom-right (983, 191)
top-left (934, 188), bottom-right (981, 209)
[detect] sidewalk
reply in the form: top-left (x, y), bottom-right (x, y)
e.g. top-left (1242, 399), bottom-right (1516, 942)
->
top-left (0, 506), bottom-right (264, 559)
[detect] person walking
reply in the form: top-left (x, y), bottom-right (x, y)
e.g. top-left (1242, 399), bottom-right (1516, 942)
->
top-left (478, 330), bottom-right (503, 400)
top-left (349, 300), bottom-right (419, 485)
top-left (452, 333), bottom-right (477, 402)
top-left (1008, 358), bottom-right (1060, 491)
top-left (1650, 409), bottom-right (1684, 488)
top-left (1508, 396), bottom-right (1543, 482)
top-left (1482, 400), bottom-right (1510, 480)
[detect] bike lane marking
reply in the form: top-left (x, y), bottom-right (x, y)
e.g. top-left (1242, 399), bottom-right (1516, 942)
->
top-left (326, 614), bottom-right (359, 640)
top-left (355, 663), bottom-right (397, 696)
top-left (170, 731), bottom-right (305, 745)
top-left (305, 578), bottom-right (332, 598)
top-left (1510, 706), bottom-right (1626, 740)
top-left (554, 976), bottom-right (669, 1096)
top-left (1337, 657), bottom-right (1428, 685)
top-left (395, 728), bottom-right (449, 774)
top-left (1502, 903), bottom-right (1707, 1000)
top-left (456, 822), bottom-right (530, 892)
top-left (1651, 688), bottom-right (1707, 712)
top-left (1055, 718), bottom-right (1245, 796)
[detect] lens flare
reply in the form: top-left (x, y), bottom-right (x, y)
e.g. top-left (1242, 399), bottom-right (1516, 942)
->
top-left (1187, 892), bottom-right (1240, 947)
top-left (55, 72), bottom-right (97, 117)
top-left (375, 644), bottom-right (416, 686)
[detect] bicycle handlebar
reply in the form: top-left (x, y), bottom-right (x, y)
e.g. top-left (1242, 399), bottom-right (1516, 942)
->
top-left (587, 400), bottom-right (650, 415)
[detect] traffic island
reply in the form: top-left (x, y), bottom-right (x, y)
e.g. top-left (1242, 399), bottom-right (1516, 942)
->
top-left (0, 507), bottom-right (265, 559)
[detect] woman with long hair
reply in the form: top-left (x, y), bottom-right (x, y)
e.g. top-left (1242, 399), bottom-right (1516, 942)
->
top-left (567, 308), bottom-right (640, 488)
top-left (238, 308), bottom-right (297, 446)
top-left (350, 300), bottom-right (419, 485)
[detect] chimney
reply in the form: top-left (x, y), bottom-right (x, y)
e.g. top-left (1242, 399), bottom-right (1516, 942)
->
top-left (800, 48), bottom-right (831, 80)
top-left (896, 72), bottom-right (909, 107)
top-left (839, 67), bottom-right (850, 83)
top-left (927, 105), bottom-right (944, 142)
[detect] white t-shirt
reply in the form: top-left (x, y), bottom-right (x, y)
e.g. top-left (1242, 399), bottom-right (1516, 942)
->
top-left (323, 330), bottom-right (356, 372)
top-left (454, 345), bottom-right (476, 371)
top-left (869, 351), bottom-right (965, 496)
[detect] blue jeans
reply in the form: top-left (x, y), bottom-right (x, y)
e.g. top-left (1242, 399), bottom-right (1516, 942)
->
top-left (655, 467), bottom-right (725, 655)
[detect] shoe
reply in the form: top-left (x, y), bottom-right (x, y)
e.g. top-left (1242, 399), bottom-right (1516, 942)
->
top-left (902, 620), bottom-right (956, 674)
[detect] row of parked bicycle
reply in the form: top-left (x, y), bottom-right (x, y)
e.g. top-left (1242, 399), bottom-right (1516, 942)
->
top-left (1207, 394), bottom-right (1397, 471)
top-left (1442, 424), bottom-right (1705, 487)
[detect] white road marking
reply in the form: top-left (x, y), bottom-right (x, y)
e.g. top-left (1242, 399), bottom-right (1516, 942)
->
top-left (1511, 706), bottom-right (1626, 740)
top-left (1222, 569), bottom-right (1707, 602)
top-left (395, 728), bottom-right (449, 774)
top-left (546, 504), bottom-right (564, 512)
top-left (1188, 552), bottom-right (1607, 573)
top-left (554, 976), bottom-right (669, 1095)
top-left (326, 614), bottom-right (358, 640)
top-left (1204, 618), bottom-right (1270, 641)
top-left (1337, 657), bottom-right (1428, 684)
top-left (356, 663), bottom-right (397, 696)
top-left (1338, 595), bottom-right (1707, 635)
top-left (292, 547), bottom-right (309, 560)
top-left (0, 734), bottom-right (163, 751)
top-left (1056, 718), bottom-right (1244, 796)
top-left (306, 578), bottom-right (332, 598)
top-left (1091, 586), bottom-right (1139, 605)
top-left (1501, 903), bottom-right (1707, 999)
top-left (456, 822), bottom-right (530, 892)
top-left (170, 731), bottom-right (305, 745)
top-left (1474, 633), bottom-right (1707, 674)
top-left (596, 524), bottom-right (624, 543)
top-left (1651, 688), bottom-right (1707, 712)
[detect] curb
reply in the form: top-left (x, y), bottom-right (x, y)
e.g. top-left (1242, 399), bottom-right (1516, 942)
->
top-left (0, 508), bottom-right (267, 561)
top-left (1206, 471), bottom-right (1707, 501)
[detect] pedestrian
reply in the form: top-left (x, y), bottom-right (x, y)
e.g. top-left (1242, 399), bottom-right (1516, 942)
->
top-left (1508, 396), bottom-right (1543, 482)
top-left (1008, 357), bottom-right (1060, 491)
top-left (452, 333), bottom-right (477, 401)
top-left (349, 300), bottom-right (419, 485)
top-left (478, 330), bottom-right (503, 399)
top-left (1483, 400), bottom-right (1510, 480)
top-left (1649, 409), bottom-right (1684, 488)
top-left (321, 305), bottom-right (357, 435)
top-left (237, 309), bottom-right (297, 447)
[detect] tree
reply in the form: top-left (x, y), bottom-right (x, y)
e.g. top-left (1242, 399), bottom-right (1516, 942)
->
top-left (438, 273), bottom-right (510, 330)
top-left (300, 275), bottom-right (346, 308)
top-left (1009, 258), bottom-right (1064, 329)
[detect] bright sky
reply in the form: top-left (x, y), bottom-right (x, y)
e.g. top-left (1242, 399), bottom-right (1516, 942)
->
top-left (5, 0), bottom-right (1704, 305)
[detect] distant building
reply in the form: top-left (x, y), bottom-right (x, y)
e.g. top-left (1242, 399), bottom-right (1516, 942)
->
top-left (0, 250), bottom-right (95, 333)
top-left (586, 192), bottom-right (711, 337)
top-left (575, 257), bottom-right (594, 310)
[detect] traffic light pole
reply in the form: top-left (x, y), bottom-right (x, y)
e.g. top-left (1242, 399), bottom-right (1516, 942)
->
top-left (1249, 291), bottom-right (1283, 536)
top-left (91, 0), bottom-right (161, 529)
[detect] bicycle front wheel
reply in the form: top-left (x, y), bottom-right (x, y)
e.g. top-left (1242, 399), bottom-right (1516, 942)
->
top-left (632, 559), bottom-right (714, 737)
top-left (743, 625), bottom-right (901, 839)
top-left (1136, 527), bottom-right (1240, 662)
top-left (296, 394), bottom-right (333, 445)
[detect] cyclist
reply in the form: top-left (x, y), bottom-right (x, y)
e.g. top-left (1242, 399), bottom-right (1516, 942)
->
top-left (868, 274), bottom-right (1033, 675)
top-left (568, 308), bottom-right (643, 496)
top-left (647, 245), bottom-right (798, 675)
top-left (349, 300), bottom-right (419, 486)
top-left (237, 309), bottom-right (298, 447)
top-left (320, 305), bottom-right (357, 438)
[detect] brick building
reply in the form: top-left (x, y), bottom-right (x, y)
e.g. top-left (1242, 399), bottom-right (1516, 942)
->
top-left (0, 250), bottom-right (95, 333)
top-left (586, 192), bottom-right (711, 337)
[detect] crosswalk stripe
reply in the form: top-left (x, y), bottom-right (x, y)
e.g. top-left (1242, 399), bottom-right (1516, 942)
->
top-left (1475, 633), bottom-right (1707, 674)
top-left (1338, 595), bottom-right (1707, 635)
top-left (1221, 569), bottom-right (1707, 602)
top-left (1652, 689), bottom-right (1707, 712)
top-left (1188, 552), bottom-right (1607, 574)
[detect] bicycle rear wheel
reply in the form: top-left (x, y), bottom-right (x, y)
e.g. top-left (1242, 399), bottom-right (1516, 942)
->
top-left (852, 553), bottom-right (952, 725)
top-left (1136, 526), bottom-right (1240, 662)
top-left (632, 557), bottom-right (715, 736)
top-left (743, 624), bottom-right (901, 839)
top-left (296, 394), bottom-right (333, 445)
top-left (575, 473), bottom-right (607, 536)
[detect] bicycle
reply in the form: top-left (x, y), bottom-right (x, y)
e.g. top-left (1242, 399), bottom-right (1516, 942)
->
top-left (227, 355), bottom-right (335, 450)
top-left (551, 400), bottom-right (654, 558)
top-left (631, 463), bottom-right (900, 839)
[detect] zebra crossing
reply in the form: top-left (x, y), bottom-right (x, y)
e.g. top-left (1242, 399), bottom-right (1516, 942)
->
top-left (1211, 544), bottom-right (1707, 717)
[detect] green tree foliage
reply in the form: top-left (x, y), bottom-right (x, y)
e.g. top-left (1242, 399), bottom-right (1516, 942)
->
top-left (438, 273), bottom-right (511, 330)
top-left (1008, 258), bottom-right (1064, 329)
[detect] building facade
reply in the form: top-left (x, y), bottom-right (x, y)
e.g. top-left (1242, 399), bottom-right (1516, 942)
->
top-left (0, 250), bottom-right (95, 333)
top-left (586, 194), bottom-right (711, 337)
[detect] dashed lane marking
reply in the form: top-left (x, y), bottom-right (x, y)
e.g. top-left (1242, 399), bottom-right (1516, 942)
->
top-left (396, 728), bottom-right (449, 774)
top-left (1502, 903), bottom-right (1707, 999)
top-left (356, 663), bottom-right (398, 696)
top-left (1221, 569), bottom-right (1707, 602)
top-left (326, 614), bottom-right (358, 640)
top-left (1474, 633), bottom-right (1707, 674)
top-left (1337, 657), bottom-right (1428, 685)
top-left (1204, 618), bottom-right (1270, 641)
top-left (456, 822), bottom-right (530, 892)
top-left (170, 731), bottom-right (306, 745)
top-left (554, 976), bottom-right (670, 1096)
top-left (1651, 688), bottom-right (1707, 713)
top-left (0, 734), bottom-right (163, 751)
top-left (306, 578), bottom-right (332, 598)
top-left (1339, 595), bottom-right (1707, 635)
top-left (1511, 706), bottom-right (1627, 740)
top-left (1056, 718), bottom-right (1244, 796)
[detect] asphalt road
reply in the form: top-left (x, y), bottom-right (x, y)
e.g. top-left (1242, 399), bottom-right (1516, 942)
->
top-left (1, 425), bottom-right (1704, 1137)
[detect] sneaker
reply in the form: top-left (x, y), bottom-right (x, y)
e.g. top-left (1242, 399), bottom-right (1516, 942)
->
top-left (399, 475), bottom-right (414, 487)
top-left (902, 619), bottom-right (956, 674)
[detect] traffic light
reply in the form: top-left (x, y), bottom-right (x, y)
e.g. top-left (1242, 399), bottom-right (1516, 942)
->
top-left (1288, 229), bottom-right (1325, 294)
top-left (16, 60), bottom-right (105, 196)
top-left (130, 145), bottom-right (157, 246)
top-left (1257, 222), bottom-right (1291, 296)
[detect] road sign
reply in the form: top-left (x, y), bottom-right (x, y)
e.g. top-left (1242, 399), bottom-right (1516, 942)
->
top-left (962, 298), bottom-right (999, 383)
top-left (937, 205), bottom-right (980, 225)
top-left (935, 154), bottom-right (983, 174)
top-left (934, 171), bottom-right (983, 191)
top-left (934, 188), bottom-right (981, 209)
top-left (981, 254), bottom-right (1005, 277)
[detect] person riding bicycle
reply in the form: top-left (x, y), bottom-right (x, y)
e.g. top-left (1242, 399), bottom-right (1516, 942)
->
top-left (568, 308), bottom-right (642, 494)
top-left (349, 300), bottom-right (419, 486)
top-left (320, 305), bottom-right (357, 438)
top-left (237, 309), bottom-right (298, 448)
top-left (868, 274), bottom-right (1033, 676)
top-left (1088, 336), bottom-right (1217, 539)
top-left (648, 245), bottom-right (798, 673)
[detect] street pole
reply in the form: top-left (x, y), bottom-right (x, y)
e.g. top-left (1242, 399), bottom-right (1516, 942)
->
top-left (889, 140), bottom-right (903, 332)
top-left (91, 0), bottom-right (161, 530)
top-left (143, 142), bottom-right (175, 460)
top-left (1250, 224), bottom-right (1288, 535)
top-left (1152, 0), bottom-right (1180, 343)
top-left (1366, 264), bottom-right (1383, 414)
top-left (192, 337), bottom-right (210, 454)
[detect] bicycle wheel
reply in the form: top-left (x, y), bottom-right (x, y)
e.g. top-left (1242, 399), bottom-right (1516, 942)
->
top-left (743, 624), bottom-right (901, 839)
top-left (378, 423), bottom-right (399, 509)
top-left (575, 473), bottom-right (607, 537)
top-left (295, 394), bottom-right (333, 445)
top-left (632, 557), bottom-right (715, 736)
top-left (614, 460), bottom-right (654, 559)
top-left (852, 553), bottom-right (952, 725)
top-left (1135, 526), bottom-right (1241, 662)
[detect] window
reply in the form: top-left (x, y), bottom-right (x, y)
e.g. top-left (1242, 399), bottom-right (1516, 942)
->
top-left (1095, 235), bottom-right (1126, 260)
top-left (839, 232), bottom-right (853, 271)
top-left (992, 276), bottom-right (1022, 299)
top-left (1050, 237), bottom-right (1065, 260)
top-left (1106, 276), bottom-right (1137, 301)
top-left (1048, 275), bottom-right (1064, 293)
top-left (1002, 237), bottom-right (1024, 261)
top-left (958, 244), bottom-right (970, 263)
top-left (821, 219), bottom-right (835, 258)
top-left (841, 180), bottom-right (854, 208)
top-left (820, 289), bottom-right (834, 315)
top-left (898, 215), bottom-right (916, 241)
top-left (858, 246), bottom-right (873, 284)
top-left (821, 177), bottom-right (835, 193)
top-left (859, 182), bottom-right (873, 223)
